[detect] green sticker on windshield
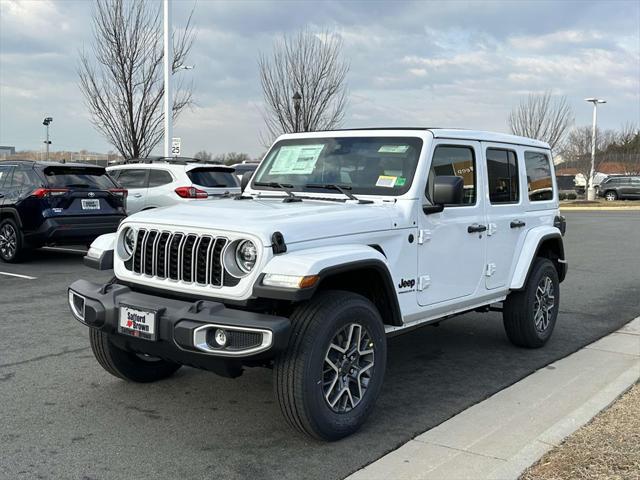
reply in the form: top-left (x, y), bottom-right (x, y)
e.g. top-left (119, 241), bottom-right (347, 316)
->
top-left (395, 177), bottom-right (406, 186)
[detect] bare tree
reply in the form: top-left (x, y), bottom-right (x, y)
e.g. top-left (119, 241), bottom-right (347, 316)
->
top-left (194, 150), bottom-right (212, 161)
top-left (213, 152), bottom-right (252, 166)
top-left (560, 126), bottom-right (618, 185)
top-left (508, 91), bottom-right (574, 150)
top-left (258, 29), bottom-right (349, 143)
top-left (78, 0), bottom-right (194, 159)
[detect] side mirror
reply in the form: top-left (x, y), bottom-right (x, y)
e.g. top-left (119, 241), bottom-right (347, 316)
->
top-left (423, 176), bottom-right (464, 214)
top-left (240, 172), bottom-right (252, 192)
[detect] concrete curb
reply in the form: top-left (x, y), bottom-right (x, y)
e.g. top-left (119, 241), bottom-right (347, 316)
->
top-left (346, 317), bottom-right (640, 480)
top-left (560, 206), bottom-right (640, 211)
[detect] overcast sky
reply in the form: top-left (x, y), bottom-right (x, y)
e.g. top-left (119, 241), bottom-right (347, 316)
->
top-left (1, 0), bottom-right (638, 157)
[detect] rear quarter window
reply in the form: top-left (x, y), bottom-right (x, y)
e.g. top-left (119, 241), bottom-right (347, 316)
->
top-left (187, 169), bottom-right (239, 188)
top-left (44, 167), bottom-right (116, 189)
top-left (524, 151), bottom-right (554, 201)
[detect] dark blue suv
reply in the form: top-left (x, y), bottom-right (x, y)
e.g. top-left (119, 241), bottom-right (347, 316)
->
top-left (0, 160), bottom-right (126, 262)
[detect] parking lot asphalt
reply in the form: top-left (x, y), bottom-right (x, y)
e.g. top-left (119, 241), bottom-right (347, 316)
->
top-left (1, 211), bottom-right (639, 480)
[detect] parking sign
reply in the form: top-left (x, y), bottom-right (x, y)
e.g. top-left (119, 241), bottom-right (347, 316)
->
top-left (171, 137), bottom-right (181, 157)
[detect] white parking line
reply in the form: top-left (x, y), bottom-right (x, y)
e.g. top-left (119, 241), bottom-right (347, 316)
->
top-left (0, 271), bottom-right (37, 280)
top-left (42, 247), bottom-right (88, 254)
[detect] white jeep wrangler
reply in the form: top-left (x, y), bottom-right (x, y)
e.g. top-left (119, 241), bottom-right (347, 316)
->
top-left (69, 128), bottom-right (567, 440)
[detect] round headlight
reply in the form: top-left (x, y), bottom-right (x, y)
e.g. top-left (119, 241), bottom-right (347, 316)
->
top-left (235, 240), bottom-right (257, 273)
top-left (122, 227), bottom-right (136, 258)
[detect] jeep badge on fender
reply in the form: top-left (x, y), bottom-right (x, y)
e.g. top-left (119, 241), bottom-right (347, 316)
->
top-left (68, 128), bottom-right (567, 441)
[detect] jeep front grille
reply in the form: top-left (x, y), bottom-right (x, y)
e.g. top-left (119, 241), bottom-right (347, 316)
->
top-left (125, 229), bottom-right (237, 288)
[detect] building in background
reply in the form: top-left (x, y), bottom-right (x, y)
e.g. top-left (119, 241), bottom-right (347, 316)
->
top-left (0, 145), bottom-right (16, 158)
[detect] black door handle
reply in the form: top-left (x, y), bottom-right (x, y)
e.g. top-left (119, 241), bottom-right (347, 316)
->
top-left (0, 193), bottom-right (4, 198)
top-left (467, 224), bottom-right (487, 233)
top-left (510, 220), bottom-right (526, 228)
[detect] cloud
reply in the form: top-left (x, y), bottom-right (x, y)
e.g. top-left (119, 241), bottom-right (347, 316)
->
top-left (0, 0), bottom-right (638, 157)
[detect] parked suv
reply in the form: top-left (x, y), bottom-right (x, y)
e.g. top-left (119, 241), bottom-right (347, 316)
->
top-left (107, 158), bottom-right (240, 214)
top-left (0, 160), bottom-right (126, 262)
top-left (597, 175), bottom-right (640, 201)
top-left (69, 129), bottom-right (567, 440)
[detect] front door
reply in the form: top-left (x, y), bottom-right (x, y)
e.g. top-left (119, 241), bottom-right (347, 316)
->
top-left (482, 143), bottom-right (526, 289)
top-left (418, 141), bottom-right (486, 306)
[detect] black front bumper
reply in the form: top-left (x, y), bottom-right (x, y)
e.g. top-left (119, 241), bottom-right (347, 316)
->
top-left (68, 279), bottom-right (290, 377)
top-left (27, 215), bottom-right (125, 246)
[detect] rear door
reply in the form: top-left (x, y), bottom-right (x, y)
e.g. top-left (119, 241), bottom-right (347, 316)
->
top-left (41, 166), bottom-right (125, 218)
top-left (0, 164), bottom-right (14, 207)
top-left (482, 143), bottom-right (525, 289)
top-left (145, 168), bottom-right (176, 208)
top-left (186, 167), bottom-right (240, 196)
top-left (111, 168), bottom-right (148, 213)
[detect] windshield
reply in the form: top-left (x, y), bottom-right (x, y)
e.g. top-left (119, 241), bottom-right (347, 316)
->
top-left (253, 136), bottom-right (423, 196)
top-left (44, 167), bottom-right (116, 189)
top-left (187, 168), bottom-right (239, 188)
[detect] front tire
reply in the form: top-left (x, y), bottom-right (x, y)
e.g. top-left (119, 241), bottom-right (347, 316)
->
top-left (89, 329), bottom-right (181, 383)
top-left (0, 219), bottom-right (24, 263)
top-left (605, 190), bottom-right (618, 201)
top-left (503, 258), bottom-right (559, 348)
top-left (274, 291), bottom-right (387, 441)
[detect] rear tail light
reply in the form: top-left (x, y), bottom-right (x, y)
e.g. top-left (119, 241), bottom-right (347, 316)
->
top-left (109, 188), bottom-right (128, 198)
top-left (31, 188), bottom-right (69, 198)
top-left (175, 186), bottom-right (208, 199)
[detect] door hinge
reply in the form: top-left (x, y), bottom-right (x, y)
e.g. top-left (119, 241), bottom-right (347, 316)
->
top-left (485, 263), bottom-right (496, 277)
top-left (418, 275), bottom-right (431, 291)
top-left (418, 229), bottom-right (431, 244)
top-left (487, 223), bottom-right (497, 236)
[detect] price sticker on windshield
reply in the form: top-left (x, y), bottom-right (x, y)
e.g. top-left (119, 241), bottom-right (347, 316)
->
top-left (269, 145), bottom-right (324, 175)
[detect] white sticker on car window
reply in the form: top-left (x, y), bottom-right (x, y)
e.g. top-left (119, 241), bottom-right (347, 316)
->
top-left (376, 175), bottom-right (397, 188)
top-left (268, 145), bottom-right (324, 175)
top-left (378, 145), bottom-right (409, 153)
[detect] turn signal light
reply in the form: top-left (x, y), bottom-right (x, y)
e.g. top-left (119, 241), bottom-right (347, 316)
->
top-left (31, 188), bottom-right (69, 198)
top-left (175, 186), bottom-right (208, 199)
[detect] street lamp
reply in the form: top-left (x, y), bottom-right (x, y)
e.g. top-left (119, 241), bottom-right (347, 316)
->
top-left (292, 91), bottom-right (302, 133)
top-left (584, 98), bottom-right (606, 201)
top-left (42, 116), bottom-right (53, 161)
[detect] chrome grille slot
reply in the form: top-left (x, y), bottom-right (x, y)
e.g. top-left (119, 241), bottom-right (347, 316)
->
top-left (125, 229), bottom-right (232, 289)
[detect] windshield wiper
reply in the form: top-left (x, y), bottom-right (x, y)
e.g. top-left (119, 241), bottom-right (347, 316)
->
top-left (253, 181), bottom-right (302, 203)
top-left (305, 184), bottom-right (373, 204)
top-left (65, 183), bottom-right (92, 188)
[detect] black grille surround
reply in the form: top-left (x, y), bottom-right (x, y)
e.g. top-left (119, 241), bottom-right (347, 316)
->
top-left (124, 228), bottom-right (242, 288)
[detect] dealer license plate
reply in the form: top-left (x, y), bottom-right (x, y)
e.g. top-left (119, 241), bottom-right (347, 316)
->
top-left (81, 199), bottom-right (100, 210)
top-left (118, 305), bottom-right (157, 341)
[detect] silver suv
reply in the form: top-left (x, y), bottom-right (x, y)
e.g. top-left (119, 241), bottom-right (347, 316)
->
top-left (107, 159), bottom-right (240, 214)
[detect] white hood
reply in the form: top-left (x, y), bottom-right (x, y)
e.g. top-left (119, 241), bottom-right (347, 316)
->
top-left (124, 197), bottom-right (399, 245)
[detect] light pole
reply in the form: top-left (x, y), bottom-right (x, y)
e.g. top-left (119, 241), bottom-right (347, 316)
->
top-left (163, 0), bottom-right (173, 158)
top-left (292, 91), bottom-right (302, 133)
top-left (42, 116), bottom-right (53, 161)
top-left (584, 98), bottom-right (606, 201)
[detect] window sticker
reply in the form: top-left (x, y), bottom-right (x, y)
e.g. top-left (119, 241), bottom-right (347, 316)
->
top-left (395, 177), bottom-right (407, 187)
top-left (376, 175), bottom-right (397, 188)
top-left (378, 145), bottom-right (409, 153)
top-left (268, 145), bottom-right (324, 175)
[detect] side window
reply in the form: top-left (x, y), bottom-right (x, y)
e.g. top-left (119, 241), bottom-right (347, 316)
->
top-left (0, 165), bottom-right (13, 189)
top-left (10, 168), bottom-right (41, 192)
top-left (116, 169), bottom-right (148, 188)
top-left (148, 169), bottom-right (173, 187)
top-left (428, 146), bottom-right (476, 205)
top-left (486, 148), bottom-right (519, 204)
top-left (108, 169), bottom-right (121, 181)
top-left (524, 151), bottom-right (554, 201)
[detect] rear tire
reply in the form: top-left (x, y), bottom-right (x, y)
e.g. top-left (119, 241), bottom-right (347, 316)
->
top-left (274, 291), bottom-right (387, 441)
top-left (503, 258), bottom-right (559, 348)
top-left (0, 218), bottom-right (24, 263)
top-left (89, 329), bottom-right (181, 383)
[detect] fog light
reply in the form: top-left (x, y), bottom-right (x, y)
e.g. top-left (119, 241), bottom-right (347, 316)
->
top-left (214, 329), bottom-right (227, 347)
top-left (68, 290), bottom-right (85, 322)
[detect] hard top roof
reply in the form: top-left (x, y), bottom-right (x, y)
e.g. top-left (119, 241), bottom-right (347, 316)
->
top-left (281, 127), bottom-right (550, 149)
